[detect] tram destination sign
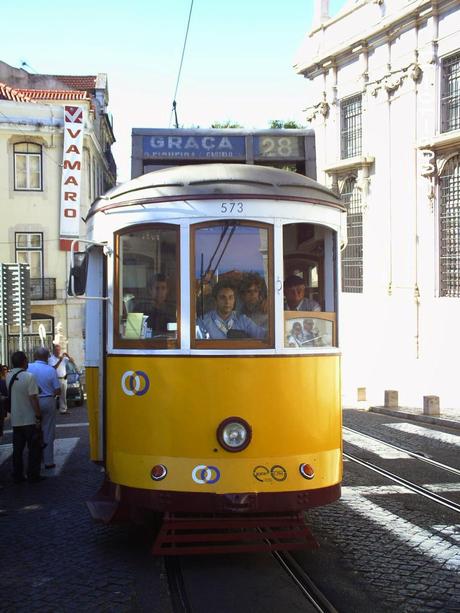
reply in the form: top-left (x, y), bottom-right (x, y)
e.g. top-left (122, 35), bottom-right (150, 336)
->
top-left (143, 135), bottom-right (246, 160)
top-left (254, 135), bottom-right (304, 159)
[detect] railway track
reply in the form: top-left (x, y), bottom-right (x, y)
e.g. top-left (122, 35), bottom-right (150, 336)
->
top-left (165, 542), bottom-right (339, 613)
top-left (344, 426), bottom-right (460, 476)
top-left (272, 549), bottom-right (339, 613)
top-left (165, 556), bottom-right (192, 613)
top-left (343, 426), bottom-right (460, 514)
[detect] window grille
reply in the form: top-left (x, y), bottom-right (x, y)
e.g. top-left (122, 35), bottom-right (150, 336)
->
top-left (14, 142), bottom-right (42, 190)
top-left (441, 52), bottom-right (460, 133)
top-left (439, 155), bottom-right (460, 297)
top-left (340, 177), bottom-right (363, 293)
top-left (341, 95), bottom-right (362, 159)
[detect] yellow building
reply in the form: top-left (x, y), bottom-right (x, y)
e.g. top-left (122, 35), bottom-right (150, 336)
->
top-left (0, 61), bottom-right (116, 367)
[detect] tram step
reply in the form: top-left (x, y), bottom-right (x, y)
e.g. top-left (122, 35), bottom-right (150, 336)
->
top-left (152, 512), bottom-right (318, 555)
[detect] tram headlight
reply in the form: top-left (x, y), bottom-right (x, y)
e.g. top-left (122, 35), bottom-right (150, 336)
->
top-left (217, 417), bottom-right (252, 452)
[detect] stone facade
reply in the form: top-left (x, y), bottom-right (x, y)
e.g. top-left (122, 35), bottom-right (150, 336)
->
top-left (295, 0), bottom-right (460, 408)
top-left (0, 61), bottom-right (116, 367)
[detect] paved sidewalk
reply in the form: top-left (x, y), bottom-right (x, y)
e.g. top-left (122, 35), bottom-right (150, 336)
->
top-left (366, 405), bottom-right (460, 431)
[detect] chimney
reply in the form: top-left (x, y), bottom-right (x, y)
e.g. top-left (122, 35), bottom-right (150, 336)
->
top-left (313, 0), bottom-right (330, 29)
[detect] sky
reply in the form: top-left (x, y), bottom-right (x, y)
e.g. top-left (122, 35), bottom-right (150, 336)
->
top-left (2, 0), bottom-right (348, 182)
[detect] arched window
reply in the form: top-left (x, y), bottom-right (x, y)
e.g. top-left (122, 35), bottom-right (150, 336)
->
top-left (14, 142), bottom-right (42, 190)
top-left (439, 154), bottom-right (460, 297)
top-left (340, 177), bottom-right (363, 293)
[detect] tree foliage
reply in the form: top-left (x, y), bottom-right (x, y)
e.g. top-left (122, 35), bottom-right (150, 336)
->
top-left (211, 120), bottom-right (243, 129)
top-left (269, 119), bottom-right (305, 129)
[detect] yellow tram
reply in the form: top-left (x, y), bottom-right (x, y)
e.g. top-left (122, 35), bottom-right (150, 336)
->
top-left (72, 164), bottom-right (346, 545)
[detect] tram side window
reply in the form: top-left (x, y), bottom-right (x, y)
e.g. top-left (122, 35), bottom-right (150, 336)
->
top-left (283, 223), bottom-right (337, 348)
top-left (116, 226), bottom-right (179, 347)
top-left (192, 221), bottom-right (273, 346)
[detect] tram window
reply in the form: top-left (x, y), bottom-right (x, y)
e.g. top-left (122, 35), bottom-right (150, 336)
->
top-left (115, 225), bottom-right (179, 348)
top-left (192, 221), bottom-right (273, 347)
top-left (283, 223), bottom-right (337, 348)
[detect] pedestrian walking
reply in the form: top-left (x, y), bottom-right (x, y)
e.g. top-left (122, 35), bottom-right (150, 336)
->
top-left (6, 351), bottom-right (43, 483)
top-left (28, 347), bottom-right (60, 469)
top-left (48, 343), bottom-right (74, 414)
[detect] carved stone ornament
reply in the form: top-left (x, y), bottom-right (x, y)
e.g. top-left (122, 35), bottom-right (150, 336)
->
top-left (410, 64), bottom-right (422, 82)
top-left (420, 149), bottom-right (436, 178)
top-left (384, 75), bottom-right (403, 93)
top-left (305, 96), bottom-right (330, 122)
top-left (319, 101), bottom-right (330, 117)
top-left (367, 62), bottom-right (423, 97)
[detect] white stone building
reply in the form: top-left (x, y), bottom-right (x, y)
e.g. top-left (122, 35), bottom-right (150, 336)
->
top-left (0, 62), bottom-right (116, 367)
top-left (295, 0), bottom-right (460, 408)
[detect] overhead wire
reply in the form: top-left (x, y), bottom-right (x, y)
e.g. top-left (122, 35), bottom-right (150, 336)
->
top-left (169, 0), bottom-right (195, 128)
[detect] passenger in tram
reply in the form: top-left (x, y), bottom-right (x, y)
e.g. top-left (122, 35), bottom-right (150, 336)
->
top-left (284, 275), bottom-right (321, 312)
top-left (198, 281), bottom-right (266, 340)
top-left (133, 273), bottom-right (175, 336)
top-left (238, 273), bottom-right (268, 329)
top-left (302, 318), bottom-right (317, 346)
top-left (287, 322), bottom-right (305, 347)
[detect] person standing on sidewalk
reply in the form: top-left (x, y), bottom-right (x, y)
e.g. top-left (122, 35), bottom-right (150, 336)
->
top-left (28, 347), bottom-right (60, 470)
top-left (48, 343), bottom-right (73, 415)
top-left (7, 351), bottom-right (43, 483)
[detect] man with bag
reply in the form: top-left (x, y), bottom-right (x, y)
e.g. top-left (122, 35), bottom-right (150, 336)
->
top-left (6, 351), bottom-right (43, 483)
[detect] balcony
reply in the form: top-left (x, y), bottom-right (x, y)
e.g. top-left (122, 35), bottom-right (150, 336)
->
top-left (31, 277), bottom-right (56, 300)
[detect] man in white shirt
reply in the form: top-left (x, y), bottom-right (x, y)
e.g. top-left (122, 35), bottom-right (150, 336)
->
top-left (48, 344), bottom-right (74, 414)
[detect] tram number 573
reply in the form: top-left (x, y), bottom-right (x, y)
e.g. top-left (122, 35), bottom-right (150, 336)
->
top-left (220, 202), bottom-right (244, 214)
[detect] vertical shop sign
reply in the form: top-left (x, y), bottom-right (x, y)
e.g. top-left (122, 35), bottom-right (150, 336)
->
top-left (60, 105), bottom-right (84, 250)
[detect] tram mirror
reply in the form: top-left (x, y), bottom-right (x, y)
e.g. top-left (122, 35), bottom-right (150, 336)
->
top-left (68, 251), bottom-right (88, 296)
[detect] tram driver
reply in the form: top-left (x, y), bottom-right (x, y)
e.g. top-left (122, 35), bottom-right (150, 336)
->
top-left (198, 281), bottom-right (266, 340)
top-left (284, 275), bottom-right (321, 312)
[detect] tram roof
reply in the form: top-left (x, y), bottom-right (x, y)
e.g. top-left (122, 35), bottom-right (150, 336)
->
top-left (87, 164), bottom-right (345, 218)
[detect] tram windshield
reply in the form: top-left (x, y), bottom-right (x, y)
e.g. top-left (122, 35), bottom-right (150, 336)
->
top-left (283, 223), bottom-right (337, 348)
top-left (116, 225), bottom-right (179, 348)
top-left (193, 221), bottom-right (272, 346)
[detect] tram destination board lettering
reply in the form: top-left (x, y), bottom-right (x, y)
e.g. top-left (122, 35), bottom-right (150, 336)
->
top-left (143, 135), bottom-right (246, 159)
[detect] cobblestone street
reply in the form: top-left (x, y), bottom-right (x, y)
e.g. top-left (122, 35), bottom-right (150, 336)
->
top-left (1, 406), bottom-right (459, 612)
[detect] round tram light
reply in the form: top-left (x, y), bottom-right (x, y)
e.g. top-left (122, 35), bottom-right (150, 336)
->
top-left (150, 464), bottom-right (168, 481)
top-left (217, 417), bottom-right (252, 452)
top-left (299, 463), bottom-right (315, 479)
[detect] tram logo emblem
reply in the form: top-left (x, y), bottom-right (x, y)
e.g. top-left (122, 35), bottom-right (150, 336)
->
top-left (192, 465), bottom-right (221, 484)
top-left (253, 465), bottom-right (287, 482)
top-left (121, 370), bottom-right (150, 396)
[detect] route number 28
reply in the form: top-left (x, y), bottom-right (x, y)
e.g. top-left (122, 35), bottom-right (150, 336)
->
top-left (220, 202), bottom-right (244, 214)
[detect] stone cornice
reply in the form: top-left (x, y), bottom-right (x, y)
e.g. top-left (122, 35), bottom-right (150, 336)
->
top-left (295, 0), bottom-right (456, 78)
top-left (418, 129), bottom-right (460, 152)
top-left (324, 156), bottom-right (375, 174)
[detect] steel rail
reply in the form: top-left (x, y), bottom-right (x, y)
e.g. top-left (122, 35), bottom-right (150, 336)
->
top-left (343, 426), bottom-right (460, 476)
top-left (164, 557), bottom-right (193, 613)
top-left (272, 549), bottom-right (339, 613)
top-left (344, 452), bottom-right (460, 514)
